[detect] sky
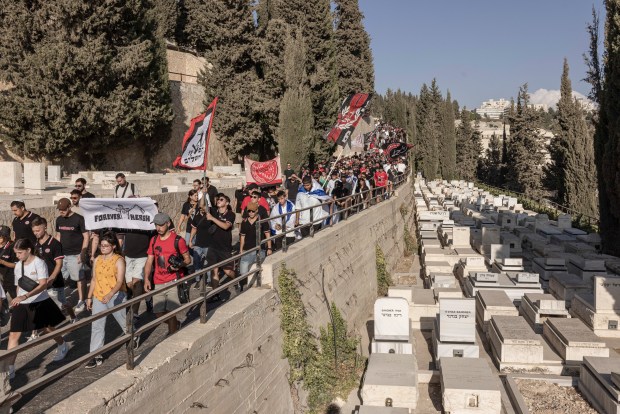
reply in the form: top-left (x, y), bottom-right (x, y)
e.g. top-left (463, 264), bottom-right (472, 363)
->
top-left (358, 0), bottom-right (605, 110)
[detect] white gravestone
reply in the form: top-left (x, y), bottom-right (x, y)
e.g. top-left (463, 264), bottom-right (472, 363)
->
top-left (374, 298), bottom-right (410, 341)
top-left (476, 272), bottom-right (499, 282)
top-left (439, 298), bottom-right (476, 343)
top-left (47, 165), bottom-right (61, 182)
top-left (594, 276), bottom-right (620, 311)
top-left (0, 162), bottom-right (21, 194)
top-left (24, 162), bottom-right (45, 195)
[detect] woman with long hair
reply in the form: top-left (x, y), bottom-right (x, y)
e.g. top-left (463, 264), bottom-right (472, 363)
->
top-left (85, 231), bottom-right (136, 369)
top-left (8, 238), bottom-right (67, 380)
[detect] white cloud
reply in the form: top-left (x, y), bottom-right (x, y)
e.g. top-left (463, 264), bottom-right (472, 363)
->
top-left (528, 88), bottom-right (593, 110)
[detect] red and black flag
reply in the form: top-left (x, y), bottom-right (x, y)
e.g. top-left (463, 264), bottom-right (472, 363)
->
top-left (173, 97), bottom-right (218, 170)
top-left (326, 93), bottom-right (372, 147)
top-left (385, 142), bottom-right (413, 161)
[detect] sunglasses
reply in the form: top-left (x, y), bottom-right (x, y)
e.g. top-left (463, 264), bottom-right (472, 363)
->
top-left (70, 197), bottom-right (79, 200)
top-left (251, 195), bottom-right (259, 199)
top-left (248, 209), bottom-right (257, 213)
top-left (217, 198), bottom-right (227, 202)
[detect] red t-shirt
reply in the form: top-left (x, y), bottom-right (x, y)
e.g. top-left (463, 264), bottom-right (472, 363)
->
top-left (149, 232), bottom-right (189, 284)
top-left (240, 195), bottom-right (270, 211)
top-left (374, 170), bottom-right (389, 187)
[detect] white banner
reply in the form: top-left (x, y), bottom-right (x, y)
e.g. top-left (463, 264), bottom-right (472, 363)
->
top-left (79, 198), bottom-right (158, 231)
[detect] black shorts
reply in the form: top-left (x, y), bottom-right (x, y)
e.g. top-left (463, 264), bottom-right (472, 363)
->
top-left (11, 297), bottom-right (66, 332)
top-left (206, 248), bottom-right (234, 270)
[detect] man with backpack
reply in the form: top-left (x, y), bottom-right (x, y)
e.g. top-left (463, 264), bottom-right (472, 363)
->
top-left (143, 213), bottom-right (191, 336)
top-left (114, 173), bottom-right (139, 198)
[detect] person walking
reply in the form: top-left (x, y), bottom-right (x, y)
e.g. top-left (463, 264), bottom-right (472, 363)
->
top-left (114, 173), bottom-right (139, 198)
top-left (0, 225), bottom-right (17, 299)
top-left (8, 238), bottom-right (68, 380)
top-left (85, 231), bottom-right (136, 368)
top-left (177, 189), bottom-right (199, 245)
top-left (239, 202), bottom-right (271, 286)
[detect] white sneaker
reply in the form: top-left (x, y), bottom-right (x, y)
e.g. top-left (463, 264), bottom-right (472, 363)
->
top-left (27, 332), bottom-right (39, 342)
top-left (52, 342), bottom-right (69, 362)
top-left (75, 300), bottom-right (86, 314)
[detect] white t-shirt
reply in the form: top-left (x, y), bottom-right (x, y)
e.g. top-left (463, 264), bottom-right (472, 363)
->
top-left (14, 257), bottom-right (50, 304)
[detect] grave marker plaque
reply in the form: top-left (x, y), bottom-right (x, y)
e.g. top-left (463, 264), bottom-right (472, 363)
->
top-left (374, 297), bottom-right (410, 341)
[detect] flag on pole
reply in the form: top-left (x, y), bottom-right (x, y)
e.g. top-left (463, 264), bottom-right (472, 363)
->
top-left (326, 93), bottom-right (372, 147)
top-left (244, 155), bottom-right (283, 186)
top-left (173, 97), bottom-right (218, 170)
top-left (385, 142), bottom-right (414, 161)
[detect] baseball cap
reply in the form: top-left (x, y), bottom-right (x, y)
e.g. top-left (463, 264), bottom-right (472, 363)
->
top-left (247, 201), bottom-right (259, 212)
top-left (0, 225), bottom-right (10, 239)
top-left (57, 198), bottom-right (71, 211)
top-left (151, 212), bottom-right (171, 225)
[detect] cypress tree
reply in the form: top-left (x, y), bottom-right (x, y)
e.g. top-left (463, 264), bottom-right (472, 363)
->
top-left (0, 0), bottom-right (173, 169)
top-left (478, 134), bottom-right (503, 186)
top-left (150, 0), bottom-right (179, 41)
top-left (415, 83), bottom-right (439, 179)
top-left (591, 1), bottom-right (620, 254)
top-left (439, 90), bottom-right (457, 180)
top-left (333, 0), bottom-right (374, 95)
top-left (277, 28), bottom-right (314, 170)
top-left (505, 84), bottom-right (545, 198)
top-left (455, 109), bottom-right (481, 181)
top-left (547, 58), bottom-right (597, 217)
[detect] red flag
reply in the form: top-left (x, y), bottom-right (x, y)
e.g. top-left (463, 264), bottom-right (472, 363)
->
top-left (244, 155), bottom-right (282, 186)
top-left (326, 93), bottom-right (372, 146)
top-left (173, 97), bottom-right (218, 170)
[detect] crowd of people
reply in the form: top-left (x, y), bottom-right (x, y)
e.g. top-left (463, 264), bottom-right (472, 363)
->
top-left (0, 147), bottom-right (408, 378)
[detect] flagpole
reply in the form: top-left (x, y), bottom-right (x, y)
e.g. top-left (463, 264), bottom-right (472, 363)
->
top-left (323, 145), bottom-right (345, 188)
top-left (201, 97), bottom-right (218, 210)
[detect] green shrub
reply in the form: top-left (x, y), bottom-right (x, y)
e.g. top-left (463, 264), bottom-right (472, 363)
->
top-left (376, 245), bottom-right (392, 296)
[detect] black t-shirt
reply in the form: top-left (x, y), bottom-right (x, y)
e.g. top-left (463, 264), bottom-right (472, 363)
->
top-left (35, 236), bottom-right (64, 288)
top-left (242, 205), bottom-right (269, 220)
top-left (55, 213), bottom-right (86, 255)
top-left (206, 185), bottom-right (218, 207)
top-left (0, 241), bottom-right (16, 281)
top-left (181, 202), bottom-right (197, 232)
top-left (81, 192), bottom-right (96, 198)
top-left (123, 230), bottom-right (153, 258)
top-left (240, 218), bottom-right (270, 250)
top-left (208, 207), bottom-right (235, 252)
top-left (190, 211), bottom-right (213, 248)
top-left (12, 211), bottom-right (40, 244)
top-left (234, 189), bottom-right (246, 213)
top-left (283, 168), bottom-right (295, 179)
top-left (286, 181), bottom-right (299, 202)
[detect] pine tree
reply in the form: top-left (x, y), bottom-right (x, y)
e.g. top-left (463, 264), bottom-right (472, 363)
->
top-left (439, 91), bottom-right (457, 180)
top-left (333, 0), bottom-right (374, 96)
top-left (505, 84), bottom-right (545, 198)
top-left (150, 0), bottom-right (179, 40)
top-left (195, 0), bottom-right (273, 160)
top-left (0, 0), bottom-right (173, 169)
top-left (277, 28), bottom-right (314, 170)
top-left (478, 134), bottom-right (503, 186)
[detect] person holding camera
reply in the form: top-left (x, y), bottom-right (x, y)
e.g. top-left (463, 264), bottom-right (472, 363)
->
top-left (143, 213), bottom-right (191, 336)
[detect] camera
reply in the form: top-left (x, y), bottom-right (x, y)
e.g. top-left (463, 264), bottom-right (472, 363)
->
top-left (167, 254), bottom-right (185, 273)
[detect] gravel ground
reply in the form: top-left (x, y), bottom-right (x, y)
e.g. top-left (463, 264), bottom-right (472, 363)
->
top-left (514, 379), bottom-right (597, 414)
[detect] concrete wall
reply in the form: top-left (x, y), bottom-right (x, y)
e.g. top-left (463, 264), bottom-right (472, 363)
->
top-left (262, 178), bottom-right (415, 347)
top-left (49, 289), bottom-right (294, 414)
top-left (48, 177), bottom-right (415, 413)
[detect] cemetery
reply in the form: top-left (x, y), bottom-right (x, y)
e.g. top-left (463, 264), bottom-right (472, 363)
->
top-left (357, 178), bottom-right (619, 413)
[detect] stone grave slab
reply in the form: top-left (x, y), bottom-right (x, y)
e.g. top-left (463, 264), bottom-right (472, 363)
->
top-left (520, 293), bottom-right (569, 334)
top-left (387, 286), bottom-right (413, 303)
top-left (23, 162), bottom-right (45, 195)
top-left (356, 407), bottom-right (409, 414)
top-left (47, 165), bottom-right (61, 182)
top-left (549, 272), bottom-right (590, 306)
top-left (579, 356), bottom-right (620, 414)
top-left (361, 353), bottom-right (418, 410)
top-left (440, 357), bottom-right (501, 414)
top-left (543, 318), bottom-right (609, 363)
top-left (433, 288), bottom-right (463, 300)
top-left (0, 161), bottom-right (21, 194)
top-left (374, 298), bottom-right (410, 341)
top-left (411, 287), bottom-right (438, 330)
top-left (430, 273), bottom-right (457, 289)
top-left (439, 298), bottom-right (476, 343)
top-left (487, 315), bottom-right (543, 368)
top-left (475, 290), bottom-right (518, 332)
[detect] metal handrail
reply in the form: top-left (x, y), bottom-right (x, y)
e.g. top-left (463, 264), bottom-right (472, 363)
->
top-left (0, 169), bottom-right (410, 407)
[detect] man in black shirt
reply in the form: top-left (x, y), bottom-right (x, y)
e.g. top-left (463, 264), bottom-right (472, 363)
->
top-left (10, 200), bottom-right (40, 244)
top-left (55, 198), bottom-right (89, 314)
top-left (201, 176), bottom-right (219, 208)
top-left (205, 194), bottom-right (235, 299)
top-left (0, 225), bottom-right (16, 299)
top-left (239, 202), bottom-right (271, 286)
top-left (285, 174), bottom-right (300, 203)
top-left (75, 178), bottom-right (95, 198)
top-left (283, 163), bottom-right (295, 180)
top-left (32, 217), bottom-right (76, 321)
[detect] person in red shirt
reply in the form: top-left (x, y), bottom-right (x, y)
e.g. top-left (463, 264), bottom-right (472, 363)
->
top-left (144, 213), bottom-right (191, 335)
top-left (240, 190), bottom-right (270, 217)
top-left (373, 164), bottom-right (390, 203)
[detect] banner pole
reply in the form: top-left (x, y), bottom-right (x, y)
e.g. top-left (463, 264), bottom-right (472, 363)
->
top-left (323, 145), bottom-right (345, 188)
top-left (201, 97), bottom-right (218, 210)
